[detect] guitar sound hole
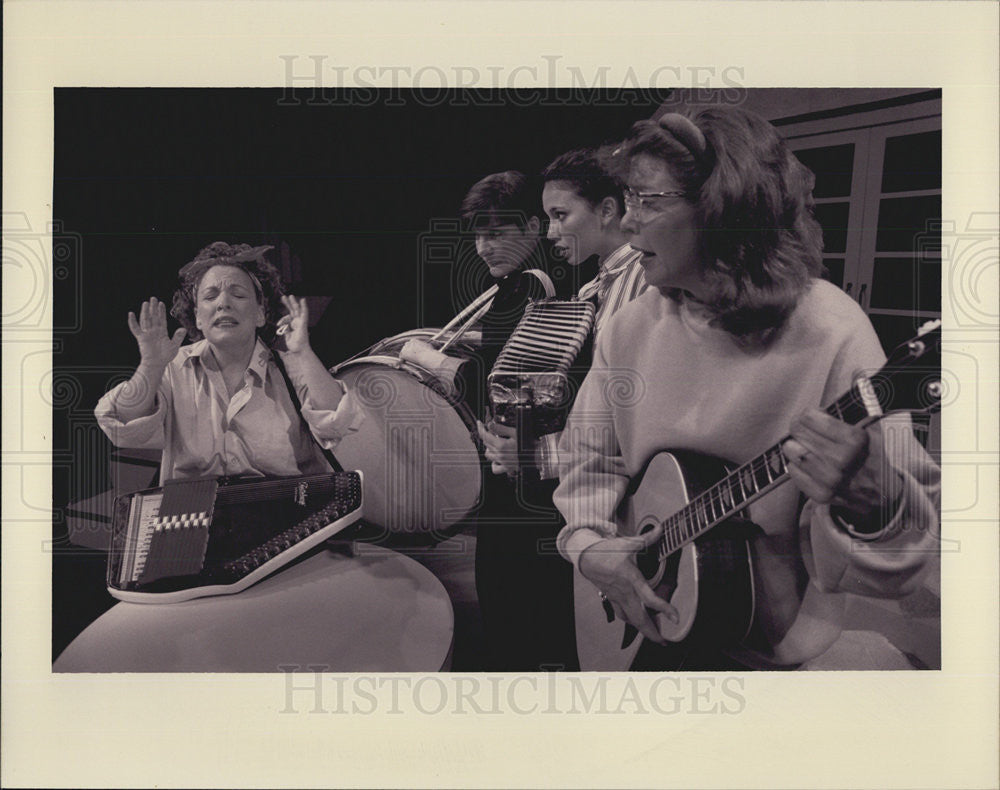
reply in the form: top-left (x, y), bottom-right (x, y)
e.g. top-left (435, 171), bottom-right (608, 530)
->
top-left (636, 521), bottom-right (659, 581)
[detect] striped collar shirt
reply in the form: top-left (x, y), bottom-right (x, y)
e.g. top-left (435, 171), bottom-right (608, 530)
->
top-left (577, 244), bottom-right (649, 337)
top-left (533, 245), bottom-right (649, 481)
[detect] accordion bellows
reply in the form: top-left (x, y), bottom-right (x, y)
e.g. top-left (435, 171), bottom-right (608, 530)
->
top-left (487, 299), bottom-right (595, 436)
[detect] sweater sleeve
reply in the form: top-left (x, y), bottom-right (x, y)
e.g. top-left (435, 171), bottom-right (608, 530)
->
top-left (799, 316), bottom-right (941, 598)
top-left (801, 413), bottom-right (941, 598)
top-left (552, 331), bottom-right (631, 569)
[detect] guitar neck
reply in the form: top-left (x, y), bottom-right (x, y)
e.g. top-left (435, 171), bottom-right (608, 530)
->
top-left (659, 378), bottom-right (886, 556)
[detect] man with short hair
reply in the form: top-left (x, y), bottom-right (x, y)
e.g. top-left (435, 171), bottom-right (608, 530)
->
top-left (457, 170), bottom-right (582, 672)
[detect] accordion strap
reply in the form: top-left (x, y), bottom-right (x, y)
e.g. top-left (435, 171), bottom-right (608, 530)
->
top-left (269, 347), bottom-right (344, 473)
top-left (524, 268), bottom-right (556, 298)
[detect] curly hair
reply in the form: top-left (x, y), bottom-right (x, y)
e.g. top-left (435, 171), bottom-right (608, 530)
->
top-left (170, 242), bottom-right (286, 344)
top-left (621, 107), bottom-right (825, 336)
top-left (541, 145), bottom-right (626, 216)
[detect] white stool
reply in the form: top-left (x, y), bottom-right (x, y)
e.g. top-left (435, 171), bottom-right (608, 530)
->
top-left (54, 544), bottom-right (454, 673)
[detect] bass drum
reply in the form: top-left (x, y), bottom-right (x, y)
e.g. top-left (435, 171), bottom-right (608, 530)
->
top-left (330, 330), bottom-right (484, 540)
top-left (365, 328), bottom-right (479, 358)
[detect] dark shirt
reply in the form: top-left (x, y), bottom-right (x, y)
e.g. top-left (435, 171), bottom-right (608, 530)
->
top-left (479, 267), bottom-right (549, 373)
top-left (455, 266), bottom-right (544, 424)
top-left (471, 247), bottom-right (587, 672)
top-left (478, 240), bottom-right (594, 378)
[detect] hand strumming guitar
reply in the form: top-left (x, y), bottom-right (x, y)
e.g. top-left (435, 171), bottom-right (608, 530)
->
top-left (578, 525), bottom-right (680, 645)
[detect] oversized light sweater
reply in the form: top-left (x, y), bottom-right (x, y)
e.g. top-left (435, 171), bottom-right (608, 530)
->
top-left (553, 279), bottom-right (940, 666)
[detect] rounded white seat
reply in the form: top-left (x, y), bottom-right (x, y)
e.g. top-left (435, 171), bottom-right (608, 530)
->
top-left (54, 544), bottom-right (454, 673)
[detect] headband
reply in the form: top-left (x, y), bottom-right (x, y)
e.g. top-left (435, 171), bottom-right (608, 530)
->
top-left (244, 269), bottom-right (265, 302)
top-left (213, 244), bottom-right (275, 266)
top-left (182, 244), bottom-right (275, 302)
top-left (657, 113), bottom-right (708, 162)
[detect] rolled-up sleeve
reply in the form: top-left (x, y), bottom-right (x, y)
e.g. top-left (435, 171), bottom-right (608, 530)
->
top-left (298, 379), bottom-right (365, 450)
top-left (94, 380), bottom-right (167, 450)
top-left (801, 415), bottom-right (941, 599)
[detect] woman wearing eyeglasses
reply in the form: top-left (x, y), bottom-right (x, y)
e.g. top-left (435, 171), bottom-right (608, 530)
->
top-left (552, 108), bottom-right (940, 670)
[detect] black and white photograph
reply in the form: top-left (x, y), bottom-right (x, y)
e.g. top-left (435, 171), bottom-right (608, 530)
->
top-left (3, 2), bottom-right (998, 789)
top-left (49, 86), bottom-right (945, 675)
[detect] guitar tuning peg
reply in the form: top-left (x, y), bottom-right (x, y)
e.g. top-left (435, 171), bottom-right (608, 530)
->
top-left (918, 319), bottom-right (942, 335)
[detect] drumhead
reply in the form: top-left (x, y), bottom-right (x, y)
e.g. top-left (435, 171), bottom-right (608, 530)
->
top-left (330, 357), bottom-right (482, 537)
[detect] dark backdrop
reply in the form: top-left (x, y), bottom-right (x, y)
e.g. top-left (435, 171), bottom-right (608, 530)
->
top-left (51, 88), bottom-right (664, 658)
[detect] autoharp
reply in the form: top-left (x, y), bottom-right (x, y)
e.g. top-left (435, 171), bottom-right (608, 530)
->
top-left (106, 471), bottom-right (363, 603)
top-left (487, 299), bottom-right (595, 437)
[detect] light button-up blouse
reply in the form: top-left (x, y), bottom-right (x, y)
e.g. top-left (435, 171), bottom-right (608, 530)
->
top-left (95, 339), bottom-right (362, 483)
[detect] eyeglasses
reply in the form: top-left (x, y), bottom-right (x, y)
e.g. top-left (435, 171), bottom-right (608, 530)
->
top-left (622, 187), bottom-right (687, 220)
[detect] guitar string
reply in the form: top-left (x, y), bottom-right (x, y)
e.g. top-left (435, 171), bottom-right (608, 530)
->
top-left (659, 385), bottom-right (871, 557)
top-left (215, 474), bottom-right (352, 504)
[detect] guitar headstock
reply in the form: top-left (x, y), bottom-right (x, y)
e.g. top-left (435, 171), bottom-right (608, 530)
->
top-left (872, 320), bottom-right (943, 416)
top-left (884, 319), bottom-right (942, 366)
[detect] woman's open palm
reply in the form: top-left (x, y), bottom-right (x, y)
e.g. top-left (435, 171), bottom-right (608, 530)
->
top-left (127, 297), bottom-right (186, 367)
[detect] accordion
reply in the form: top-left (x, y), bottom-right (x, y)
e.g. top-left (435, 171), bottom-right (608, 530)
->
top-left (487, 299), bottom-right (595, 437)
top-left (106, 471), bottom-right (363, 603)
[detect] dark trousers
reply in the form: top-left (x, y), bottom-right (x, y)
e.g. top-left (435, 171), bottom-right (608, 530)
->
top-left (631, 635), bottom-right (754, 671)
top-left (474, 473), bottom-right (579, 672)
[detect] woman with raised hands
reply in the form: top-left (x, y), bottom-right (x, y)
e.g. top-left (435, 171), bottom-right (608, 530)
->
top-left (96, 242), bottom-right (361, 483)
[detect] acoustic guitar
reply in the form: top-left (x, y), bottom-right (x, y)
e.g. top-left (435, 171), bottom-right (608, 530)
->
top-left (574, 321), bottom-right (942, 671)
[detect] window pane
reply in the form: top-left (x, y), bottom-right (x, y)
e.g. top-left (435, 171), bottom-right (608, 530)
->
top-left (793, 143), bottom-right (855, 198)
top-left (821, 258), bottom-right (845, 288)
top-left (870, 257), bottom-right (941, 312)
top-left (875, 195), bottom-right (942, 252)
top-left (881, 130), bottom-right (941, 193)
top-left (813, 202), bottom-right (850, 253)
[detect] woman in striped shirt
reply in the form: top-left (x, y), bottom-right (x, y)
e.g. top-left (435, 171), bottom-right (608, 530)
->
top-left (542, 146), bottom-right (649, 336)
top-left (480, 146), bottom-right (650, 480)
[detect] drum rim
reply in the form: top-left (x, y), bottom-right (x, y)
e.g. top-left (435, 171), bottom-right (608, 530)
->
top-left (328, 354), bottom-right (485, 537)
top-left (368, 328), bottom-right (478, 354)
top-left (331, 355), bottom-right (481, 441)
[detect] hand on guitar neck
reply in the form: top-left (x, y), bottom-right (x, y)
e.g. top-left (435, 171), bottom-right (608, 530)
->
top-left (580, 408), bottom-right (906, 646)
top-left (578, 525), bottom-right (680, 646)
top-left (784, 408), bottom-right (906, 531)
top-left (571, 318), bottom-right (940, 669)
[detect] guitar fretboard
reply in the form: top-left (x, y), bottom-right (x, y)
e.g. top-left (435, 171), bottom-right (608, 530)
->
top-left (660, 376), bottom-right (885, 557)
